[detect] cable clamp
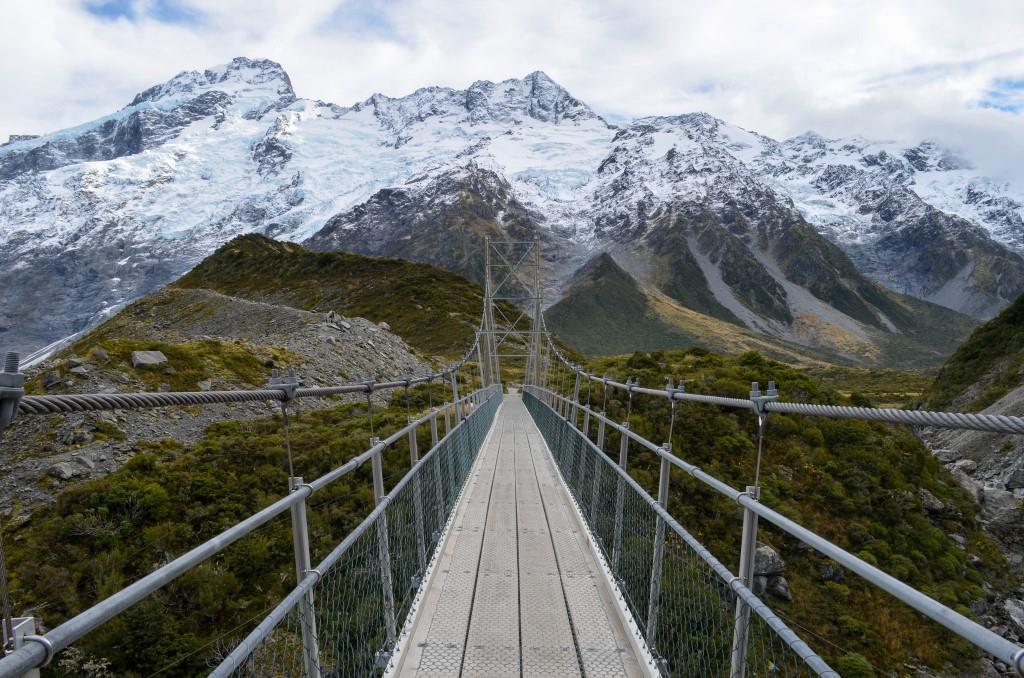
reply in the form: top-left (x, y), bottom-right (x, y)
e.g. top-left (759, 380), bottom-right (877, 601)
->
top-left (22, 635), bottom-right (54, 667)
top-left (734, 489), bottom-right (756, 506)
top-left (304, 568), bottom-right (324, 584)
top-left (749, 380), bottom-right (779, 417)
top-left (665, 378), bottom-right (685, 400)
top-left (266, 368), bottom-right (300, 402)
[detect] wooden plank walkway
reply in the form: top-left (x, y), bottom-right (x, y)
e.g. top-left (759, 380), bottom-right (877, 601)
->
top-left (394, 394), bottom-right (648, 678)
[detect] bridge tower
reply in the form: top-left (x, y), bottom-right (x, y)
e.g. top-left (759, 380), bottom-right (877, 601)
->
top-left (481, 237), bottom-right (544, 387)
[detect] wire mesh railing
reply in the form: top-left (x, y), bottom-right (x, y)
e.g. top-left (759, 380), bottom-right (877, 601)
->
top-left (0, 385), bottom-right (500, 678)
top-left (210, 387), bottom-right (500, 676)
top-left (526, 379), bottom-right (1024, 676)
top-left (524, 387), bottom-right (840, 677)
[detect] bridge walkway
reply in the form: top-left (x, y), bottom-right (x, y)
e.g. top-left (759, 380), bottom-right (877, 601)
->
top-left (395, 394), bottom-right (647, 678)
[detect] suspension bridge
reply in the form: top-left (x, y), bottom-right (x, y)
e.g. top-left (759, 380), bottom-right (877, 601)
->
top-left (1, 239), bottom-right (1023, 677)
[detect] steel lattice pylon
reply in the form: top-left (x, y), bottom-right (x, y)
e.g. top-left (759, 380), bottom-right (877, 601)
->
top-left (480, 237), bottom-right (544, 387)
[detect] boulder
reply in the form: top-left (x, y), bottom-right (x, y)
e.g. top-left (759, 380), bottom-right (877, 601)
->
top-left (1004, 599), bottom-right (1024, 634)
top-left (69, 365), bottom-right (89, 376)
top-left (766, 576), bottom-right (792, 601)
top-left (67, 357), bottom-right (85, 368)
top-left (43, 370), bottom-right (61, 390)
top-left (379, 321), bottom-right (391, 331)
top-left (919, 488), bottom-right (945, 514)
top-left (1007, 466), bottom-right (1024, 491)
top-left (198, 379), bottom-right (213, 391)
top-left (131, 350), bottom-right (167, 368)
top-left (92, 347), bottom-right (109, 362)
top-left (48, 462), bottom-right (81, 480)
top-left (952, 458), bottom-right (978, 474)
top-left (819, 562), bottom-right (845, 582)
top-left (754, 544), bottom-right (786, 576)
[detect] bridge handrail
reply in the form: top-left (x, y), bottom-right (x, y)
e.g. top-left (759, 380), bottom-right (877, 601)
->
top-left (527, 385), bottom-right (1024, 674)
top-left (209, 385), bottom-right (502, 676)
top-left (0, 385), bottom-right (498, 677)
top-left (523, 387), bottom-right (837, 676)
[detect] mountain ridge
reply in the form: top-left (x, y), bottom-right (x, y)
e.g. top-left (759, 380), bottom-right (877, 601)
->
top-left (2, 56), bottom-right (1022, 361)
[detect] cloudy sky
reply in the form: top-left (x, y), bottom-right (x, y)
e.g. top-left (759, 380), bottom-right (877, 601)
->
top-left (4, 0), bottom-right (1024, 179)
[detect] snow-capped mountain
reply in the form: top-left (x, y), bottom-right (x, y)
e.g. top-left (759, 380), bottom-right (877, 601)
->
top-left (2, 57), bottom-right (1023, 364)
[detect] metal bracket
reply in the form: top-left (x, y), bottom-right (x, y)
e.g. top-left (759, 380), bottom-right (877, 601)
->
top-left (665, 378), bottom-right (685, 400)
top-left (266, 368), bottom-right (300, 402)
top-left (749, 380), bottom-right (778, 417)
top-left (0, 353), bottom-right (25, 435)
top-left (362, 377), bottom-right (377, 394)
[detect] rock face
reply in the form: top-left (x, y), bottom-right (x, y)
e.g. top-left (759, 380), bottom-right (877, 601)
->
top-left (3, 57), bottom-right (1023, 360)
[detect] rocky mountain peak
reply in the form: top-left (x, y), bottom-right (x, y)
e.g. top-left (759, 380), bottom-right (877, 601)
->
top-left (465, 71), bottom-right (600, 124)
top-left (128, 56), bottom-right (295, 108)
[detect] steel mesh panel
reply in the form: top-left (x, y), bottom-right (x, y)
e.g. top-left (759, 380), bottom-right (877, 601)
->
top-left (650, 531), bottom-right (735, 676)
top-left (522, 390), bottom-right (830, 678)
top-left (216, 392), bottom-right (501, 677)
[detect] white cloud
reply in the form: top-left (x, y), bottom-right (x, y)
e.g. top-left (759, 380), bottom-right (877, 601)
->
top-left (3, 0), bottom-right (1024, 180)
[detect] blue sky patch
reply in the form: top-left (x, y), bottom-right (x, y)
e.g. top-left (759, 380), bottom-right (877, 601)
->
top-left (322, 0), bottom-right (399, 40)
top-left (979, 77), bottom-right (1024, 113)
top-left (83, 0), bottom-right (202, 25)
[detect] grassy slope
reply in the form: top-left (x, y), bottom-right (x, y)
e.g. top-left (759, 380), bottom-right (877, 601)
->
top-left (569, 348), bottom-right (1009, 674)
top-left (924, 291), bottom-right (1024, 411)
top-left (546, 253), bottom-right (839, 365)
top-left (174, 234), bottom-right (493, 357)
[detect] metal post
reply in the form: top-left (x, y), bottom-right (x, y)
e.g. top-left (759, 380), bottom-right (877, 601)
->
top-left (646, 449), bottom-right (671, 648)
top-left (0, 352), bottom-right (25, 435)
top-left (476, 335), bottom-right (488, 389)
top-left (444, 403), bottom-right (452, 435)
top-left (571, 370), bottom-right (581, 427)
top-left (730, 485), bottom-right (761, 678)
top-left (451, 372), bottom-right (462, 421)
top-left (289, 477), bottom-right (320, 678)
top-left (430, 409), bottom-right (440, 447)
top-left (409, 421), bottom-right (427, 570)
top-left (597, 417), bottom-right (606, 451)
top-left (611, 422), bottom-right (629, 572)
top-left (589, 441), bottom-right (601, 523)
top-left (371, 442), bottom-right (398, 649)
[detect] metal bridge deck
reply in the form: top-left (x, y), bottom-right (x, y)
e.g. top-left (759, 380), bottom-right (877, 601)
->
top-left (394, 395), bottom-right (647, 678)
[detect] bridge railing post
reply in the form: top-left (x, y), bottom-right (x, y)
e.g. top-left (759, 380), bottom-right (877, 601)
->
top-left (571, 369), bottom-right (581, 427)
top-left (288, 476), bottom-right (320, 678)
top-left (408, 420), bottom-right (427, 570)
top-left (646, 448), bottom-right (671, 654)
top-left (430, 408), bottom-right (440, 447)
top-left (611, 422), bottom-right (629, 573)
top-left (370, 440), bottom-right (398, 656)
top-left (729, 485), bottom-right (761, 678)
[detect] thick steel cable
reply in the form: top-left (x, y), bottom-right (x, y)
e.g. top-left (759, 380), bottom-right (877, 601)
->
top-left (765, 401), bottom-right (1024, 435)
top-left (14, 329), bottom-right (484, 418)
top-left (540, 326), bottom-right (1024, 436)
